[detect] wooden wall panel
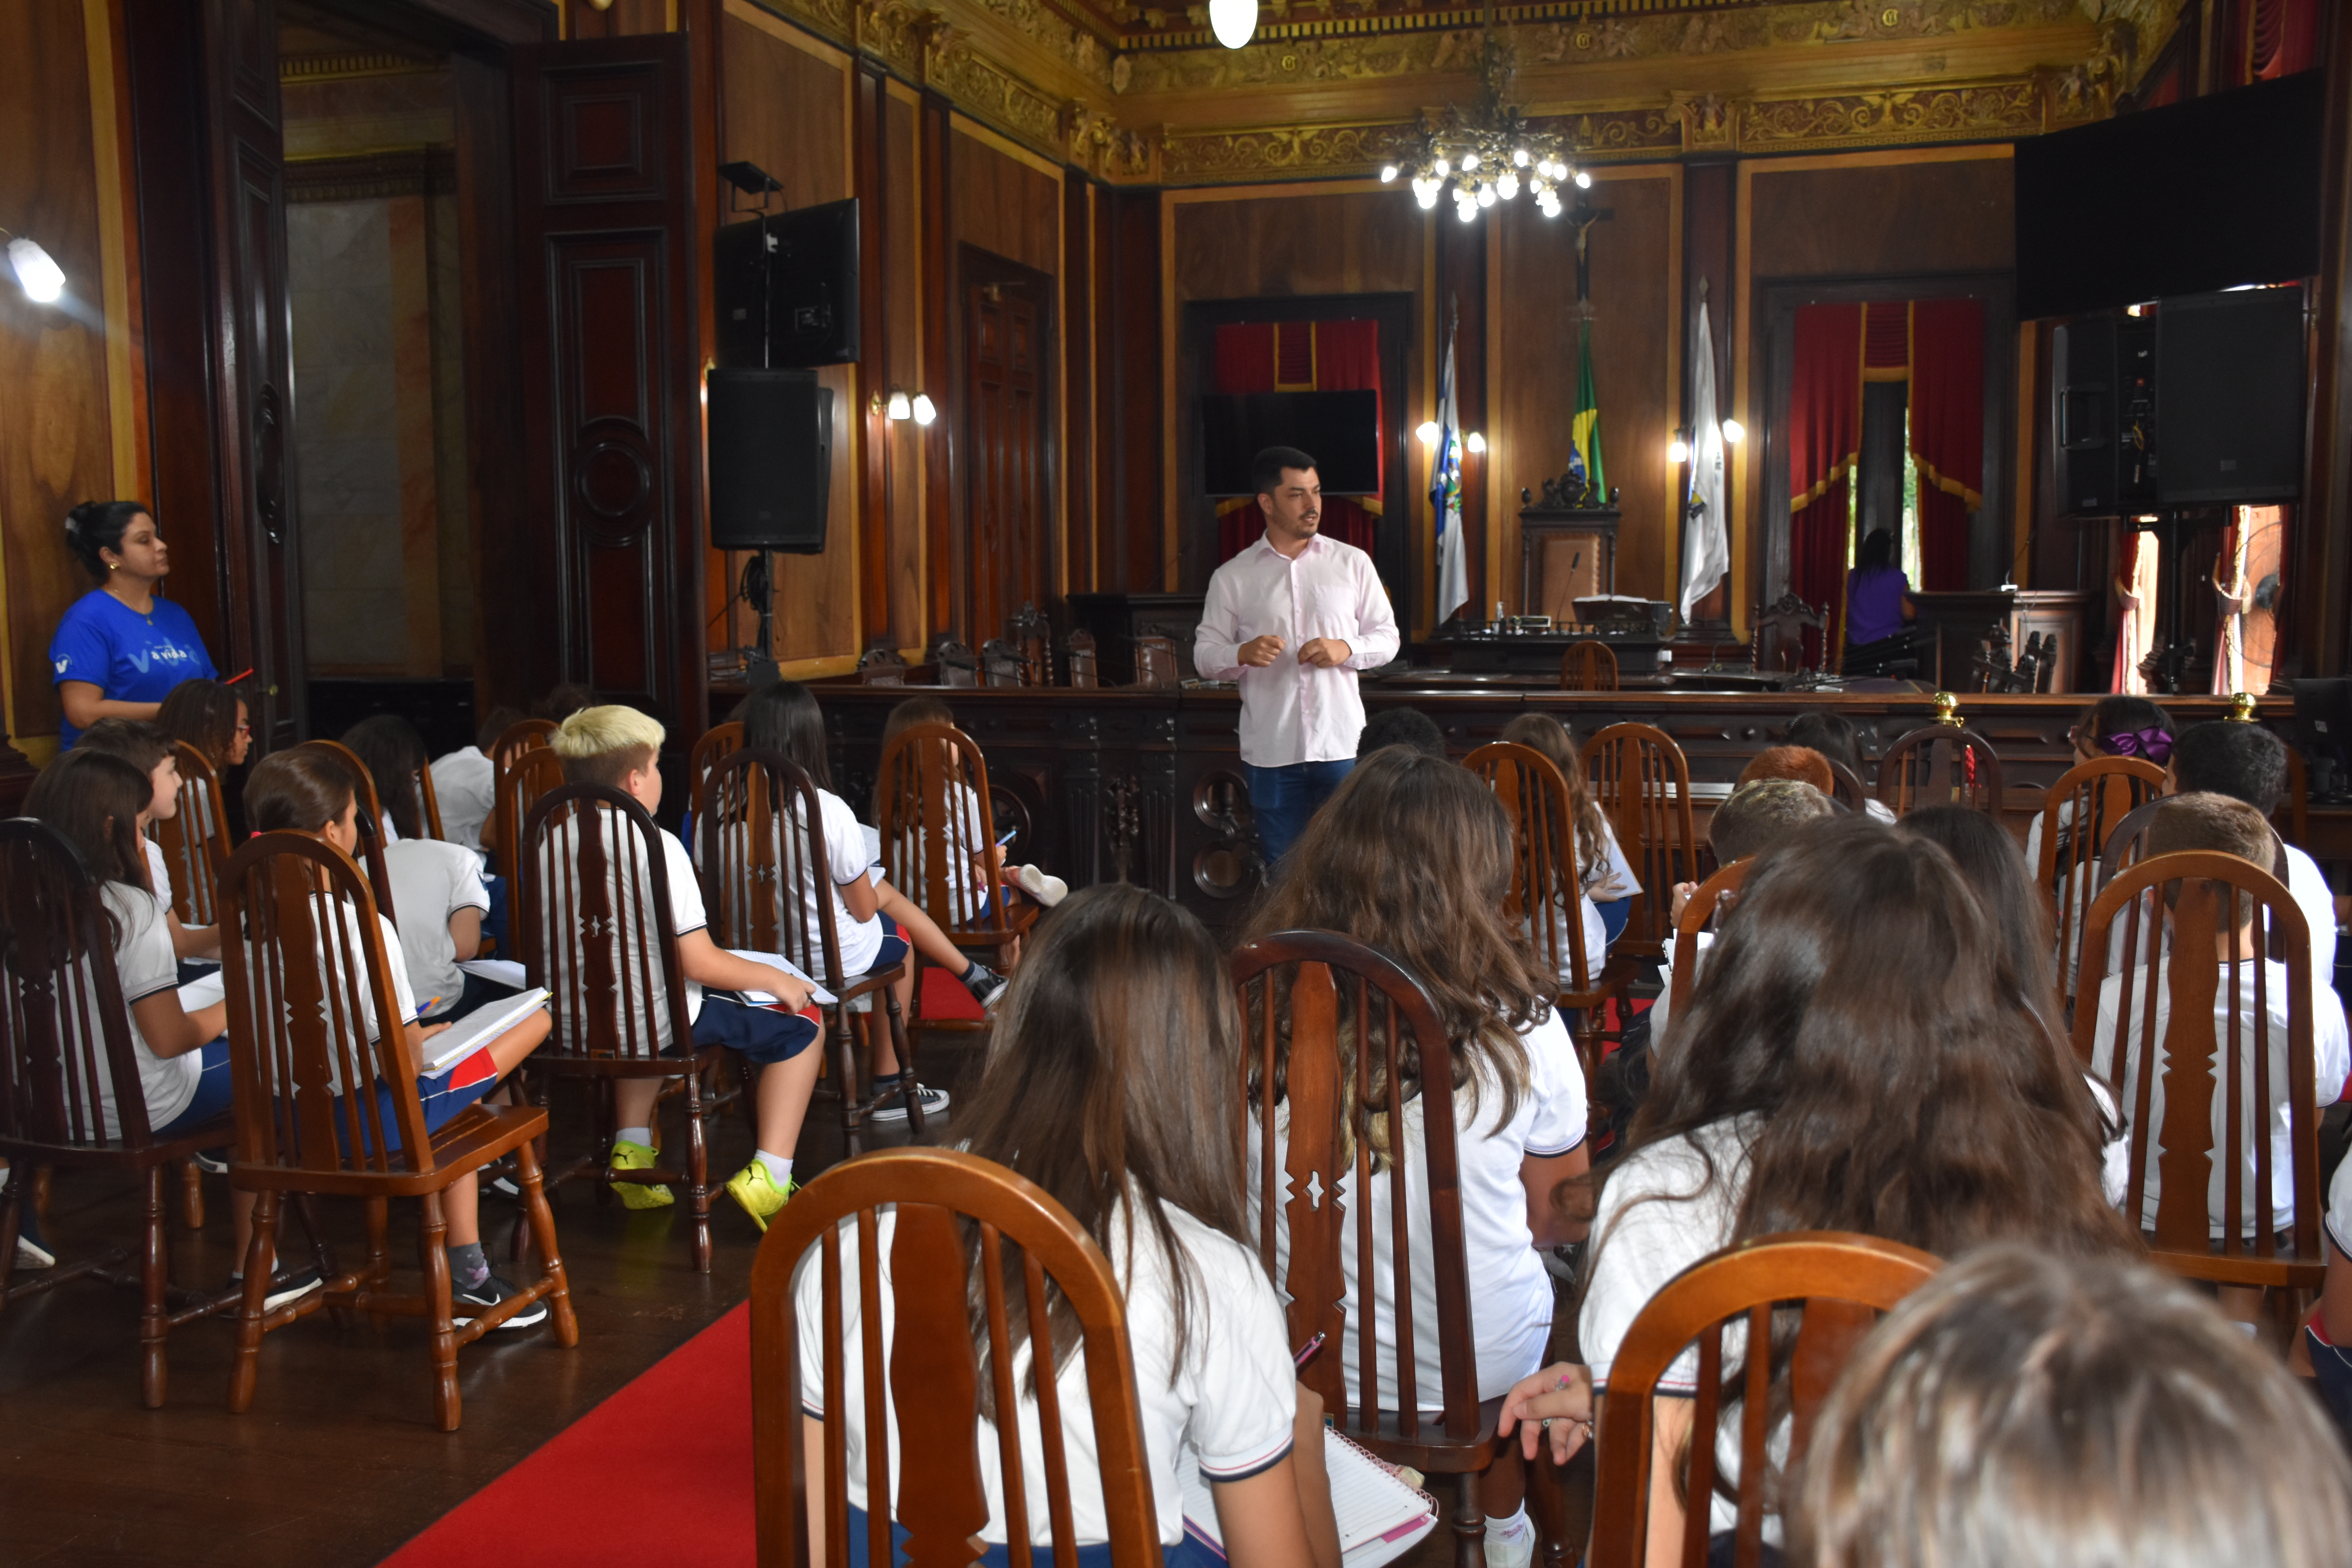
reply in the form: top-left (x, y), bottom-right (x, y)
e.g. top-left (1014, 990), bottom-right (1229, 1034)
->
top-left (950, 128), bottom-right (1060, 278)
top-left (716, 6), bottom-right (855, 666)
top-left (1495, 169), bottom-right (1678, 610)
top-left (1102, 188), bottom-right (1160, 593)
top-left (1747, 155), bottom-right (2013, 280)
top-left (1171, 191), bottom-right (1420, 301)
top-left (882, 87), bottom-right (924, 649)
top-left (0, 2), bottom-right (115, 748)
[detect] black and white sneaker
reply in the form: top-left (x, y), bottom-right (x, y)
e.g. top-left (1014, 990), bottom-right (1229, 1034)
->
top-left (191, 1148), bottom-right (229, 1176)
top-left (960, 964), bottom-right (1009, 1011)
top-left (453, 1272), bottom-right (548, 1329)
top-left (14, 1230), bottom-right (54, 1270)
top-left (229, 1266), bottom-right (325, 1312)
top-left (490, 1174), bottom-right (521, 1197)
top-left (867, 1083), bottom-right (951, 1124)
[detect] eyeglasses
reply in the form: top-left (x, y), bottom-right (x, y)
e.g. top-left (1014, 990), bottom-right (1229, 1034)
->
top-left (235, 722), bottom-right (252, 735)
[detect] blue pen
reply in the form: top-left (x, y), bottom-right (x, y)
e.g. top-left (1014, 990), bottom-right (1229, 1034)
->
top-left (414, 997), bottom-right (441, 1021)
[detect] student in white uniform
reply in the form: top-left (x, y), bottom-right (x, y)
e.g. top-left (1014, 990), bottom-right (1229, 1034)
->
top-left (1495, 712), bottom-right (1637, 972)
top-left (2169, 719), bottom-right (2340, 991)
top-left (1242, 748), bottom-right (1588, 1568)
top-left (1497, 820), bottom-right (2132, 1556)
top-left (1651, 779), bottom-right (1835, 1045)
top-left (875, 694), bottom-right (1067, 912)
top-left (426, 706), bottom-right (523, 856)
top-left (74, 718), bottom-right (220, 965)
top-left (795, 884), bottom-right (1338, 1568)
top-left (2304, 1137), bottom-right (2352, 1437)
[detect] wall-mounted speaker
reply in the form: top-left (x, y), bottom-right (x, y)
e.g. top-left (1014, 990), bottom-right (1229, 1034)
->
top-left (707, 367), bottom-right (832, 553)
top-left (2155, 286), bottom-right (2306, 506)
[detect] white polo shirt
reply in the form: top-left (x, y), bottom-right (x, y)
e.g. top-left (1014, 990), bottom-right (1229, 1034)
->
top-left (1194, 532), bottom-right (1401, 768)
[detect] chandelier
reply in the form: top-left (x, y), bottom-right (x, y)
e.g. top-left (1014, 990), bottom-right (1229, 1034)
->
top-left (1381, 31), bottom-right (1589, 222)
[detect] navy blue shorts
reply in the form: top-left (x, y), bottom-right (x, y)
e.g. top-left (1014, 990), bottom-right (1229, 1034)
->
top-left (858, 916), bottom-right (911, 979)
top-left (692, 993), bottom-right (823, 1065)
top-left (153, 1038), bottom-right (232, 1138)
top-left (332, 1049), bottom-right (503, 1159)
top-left (841, 1504), bottom-right (1220, 1568)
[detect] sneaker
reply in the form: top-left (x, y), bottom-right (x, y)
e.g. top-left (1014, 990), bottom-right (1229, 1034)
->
top-left (490, 1174), bottom-right (521, 1198)
top-left (14, 1227), bottom-right (54, 1271)
top-left (1485, 1513), bottom-right (1535, 1568)
top-left (229, 1266), bottom-right (325, 1313)
top-left (960, 964), bottom-right (1009, 1011)
top-left (191, 1148), bottom-right (229, 1175)
top-left (1014, 864), bottom-right (1069, 907)
top-left (452, 1271), bottom-right (548, 1329)
top-left (867, 1083), bottom-right (951, 1124)
top-left (608, 1138), bottom-right (673, 1209)
top-left (722, 1161), bottom-right (797, 1233)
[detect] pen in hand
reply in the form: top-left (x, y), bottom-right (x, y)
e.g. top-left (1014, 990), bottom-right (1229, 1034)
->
top-left (1293, 1331), bottom-right (1325, 1369)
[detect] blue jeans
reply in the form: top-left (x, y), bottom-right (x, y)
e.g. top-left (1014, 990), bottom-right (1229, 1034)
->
top-left (1245, 759), bottom-right (1355, 866)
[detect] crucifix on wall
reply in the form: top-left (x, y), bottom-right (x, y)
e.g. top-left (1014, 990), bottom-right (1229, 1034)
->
top-left (1568, 191), bottom-right (1613, 306)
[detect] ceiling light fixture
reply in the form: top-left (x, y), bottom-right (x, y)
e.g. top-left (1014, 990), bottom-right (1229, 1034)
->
top-left (1208, 0), bottom-right (1256, 49)
top-left (1394, 28), bottom-right (1580, 224)
top-left (3, 232), bottom-right (65, 304)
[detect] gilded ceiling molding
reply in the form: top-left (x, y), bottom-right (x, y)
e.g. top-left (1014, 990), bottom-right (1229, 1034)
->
top-left (279, 51), bottom-right (444, 82)
top-left (1737, 78), bottom-right (2045, 149)
top-left (1159, 118), bottom-right (1421, 178)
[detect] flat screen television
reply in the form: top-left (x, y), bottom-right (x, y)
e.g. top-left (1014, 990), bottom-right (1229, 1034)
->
top-left (1200, 390), bottom-right (1382, 496)
top-left (2014, 71), bottom-right (2324, 320)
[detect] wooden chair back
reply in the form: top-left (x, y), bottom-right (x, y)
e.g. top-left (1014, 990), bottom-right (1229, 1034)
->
top-left (875, 722), bottom-right (1017, 940)
top-left (490, 717), bottom-right (557, 768)
top-left (517, 784), bottom-right (696, 1063)
top-left (933, 639), bottom-right (980, 688)
top-left (689, 721), bottom-right (747, 827)
top-left (1820, 757), bottom-right (1869, 815)
top-left (1229, 931), bottom-right (1479, 1444)
top-left (1559, 640), bottom-right (1620, 692)
top-left (214, 831), bottom-right (435, 1178)
top-left (1132, 635), bottom-right (1179, 690)
top-left (699, 748), bottom-right (849, 990)
top-left (294, 739), bottom-right (398, 924)
top-left (413, 757), bottom-right (446, 841)
top-left (0, 820), bottom-right (162, 1156)
top-left (750, 1146), bottom-right (1160, 1568)
top-left (492, 745), bottom-right (568, 900)
top-left (156, 740), bottom-right (232, 929)
top-left (1873, 721), bottom-right (2004, 817)
top-left (1586, 1232), bottom-right (1942, 1568)
top-left (2037, 756), bottom-right (2168, 1000)
top-left (1666, 858), bottom-right (1751, 1025)
top-left (1579, 722), bottom-right (1698, 961)
top-left (1751, 592), bottom-right (1828, 675)
top-left (1065, 629), bottom-right (1100, 690)
top-left (981, 639), bottom-right (1027, 688)
top-left (2070, 849), bottom-right (2323, 1284)
top-left (1464, 741), bottom-right (1596, 993)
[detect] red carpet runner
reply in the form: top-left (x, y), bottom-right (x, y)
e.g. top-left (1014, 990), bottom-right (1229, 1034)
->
top-left (381, 1301), bottom-right (757, 1567)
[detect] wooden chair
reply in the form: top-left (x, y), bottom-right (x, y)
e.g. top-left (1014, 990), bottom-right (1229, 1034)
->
top-left (1586, 1232), bottom-right (1942, 1568)
top-left (155, 740), bottom-right (232, 931)
top-left (491, 744), bottom-right (567, 901)
top-left (932, 639), bottom-right (980, 688)
top-left (1230, 930), bottom-right (1494, 1565)
top-left (214, 829), bottom-right (574, 1430)
top-left (1873, 704), bottom-right (2004, 817)
top-left (0, 819), bottom-right (239, 1407)
top-left (1751, 592), bottom-right (1827, 677)
top-left (1065, 628), bottom-right (1100, 689)
top-left (1464, 741), bottom-right (1622, 1095)
top-left (874, 722), bottom-right (1036, 1034)
top-left (1664, 858), bottom-right (1751, 1025)
top-left (413, 756), bottom-right (446, 842)
top-left (2035, 756), bottom-right (2167, 1002)
top-left (2071, 850), bottom-right (2325, 1321)
top-left (698, 748), bottom-right (925, 1147)
top-left (491, 716), bottom-right (557, 767)
top-left (1579, 723), bottom-right (1699, 963)
top-left (749, 1147), bottom-right (1160, 1568)
top-left (294, 738), bottom-right (400, 923)
top-left (1558, 641), bottom-right (1619, 692)
top-left (516, 783), bottom-right (735, 1272)
top-left (688, 721), bottom-right (746, 831)
top-left (1132, 634), bottom-right (1180, 689)
top-left (1819, 757), bottom-right (1870, 815)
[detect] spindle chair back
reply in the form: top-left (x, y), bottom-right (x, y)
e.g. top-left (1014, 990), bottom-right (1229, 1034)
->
top-left (1578, 723), bottom-right (1698, 962)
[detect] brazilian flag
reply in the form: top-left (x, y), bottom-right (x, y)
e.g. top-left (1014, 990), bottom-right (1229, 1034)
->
top-left (1571, 319), bottom-right (1605, 499)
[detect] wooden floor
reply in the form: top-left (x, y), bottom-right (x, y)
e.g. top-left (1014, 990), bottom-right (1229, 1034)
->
top-left (0, 1029), bottom-right (1580, 1568)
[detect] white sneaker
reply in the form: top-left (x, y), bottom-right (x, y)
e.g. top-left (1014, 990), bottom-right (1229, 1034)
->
top-left (867, 1083), bottom-right (951, 1123)
top-left (15, 1232), bottom-right (54, 1270)
top-left (1485, 1512), bottom-right (1535, 1568)
top-left (1015, 864), bottom-right (1069, 907)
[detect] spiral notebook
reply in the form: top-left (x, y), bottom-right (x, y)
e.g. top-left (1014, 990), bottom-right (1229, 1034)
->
top-left (1181, 1428), bottom-right (1437, 1568)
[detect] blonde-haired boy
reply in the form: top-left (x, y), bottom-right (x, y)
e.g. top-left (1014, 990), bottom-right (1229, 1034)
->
top-left (544, 705), bottom-right (822, 1229)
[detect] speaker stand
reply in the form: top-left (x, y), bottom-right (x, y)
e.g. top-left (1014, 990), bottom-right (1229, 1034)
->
top-left (743, 549), bottom-right (780, 689)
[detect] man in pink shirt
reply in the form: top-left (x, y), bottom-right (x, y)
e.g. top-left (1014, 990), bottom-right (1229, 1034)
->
top-left (1194, 446), bottom-right (1401, 863)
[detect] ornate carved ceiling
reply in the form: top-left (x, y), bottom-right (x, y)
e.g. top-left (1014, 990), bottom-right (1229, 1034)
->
top-left (758, 0), bottom-right (2166, 181)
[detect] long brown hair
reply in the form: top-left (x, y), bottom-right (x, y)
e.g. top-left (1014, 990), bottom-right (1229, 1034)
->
top-left (1246, 746), bottom-right (1552, 1134)
top-left (340, 715), bottom-right (430, 840)
top-left (27, 750), bottom-right (155, 948)
top-left (1498, 712), bottom-right (1609, 886)
top-left (955, 882), bottom-right (1252, 1401)
top-left (157, 679), bottom-right (243, 769)
top-left (245, 748), bottom-right (356, 835)
top-left (1612, 816), bottom-right (2131, 1259)
top-left (1895, 806), bottom-right (2062, 1025)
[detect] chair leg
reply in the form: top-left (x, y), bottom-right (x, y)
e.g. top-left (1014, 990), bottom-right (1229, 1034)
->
top-left (365, 1198), bottom-right (393, 1329)
top-left (684, 1069), bottom-right (713, 1274)
top-left (178, 1158), bottom-right (205, 1230)
top-left (886, 984), bottom-right (922, 1138)
top-left (140, 1163), bottom-right (170, 1409)
top-left (0, 1183), bottom-right (19, 1308)
top-left (417, 1189), bottom-right (461, 1432)
top-left (514, 1141), bottom-right (578, 1347)
top-left (292, 1194), bottom-right (350, 1330)
top-left (832, 1007), bottom-right (864, 1156)
top-left (228, 1190), bottom-right (280, 1413)
top-left (593, 1079), bottom-right (614, 1208)
top-left (1452, 1468), bottom-right (1488, 1568)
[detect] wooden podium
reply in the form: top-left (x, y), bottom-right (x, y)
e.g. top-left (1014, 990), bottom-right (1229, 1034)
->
top-left (1909, 589), bottom-right (2098, 692)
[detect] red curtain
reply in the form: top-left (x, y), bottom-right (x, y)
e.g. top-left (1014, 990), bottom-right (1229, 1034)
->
top-left (1788, 303), bottom-right (1862, 660)
top-left (1214, 321), bottom-right (1382, 561)
top-left (1910, 298), bottom-right (1984, 592)
top-left (2252, 0), bottom-right (2322, 79)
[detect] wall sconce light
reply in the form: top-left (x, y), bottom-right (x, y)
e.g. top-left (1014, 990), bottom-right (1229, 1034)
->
top-left (910, 392), bottom-right (937, 426)
top-left (872, 385), bottom-right (940, 423)
top-left (1720, 418), bottom-right (1746, 445)
top-left (1465, 431), bottom-right (1487, 454)
top-left (3, 232), bottom-right (65, 303)
top-left (1416, 420), bottom-right (1441, 446)
top-left (1667, 432), bottom-right (1691, 465)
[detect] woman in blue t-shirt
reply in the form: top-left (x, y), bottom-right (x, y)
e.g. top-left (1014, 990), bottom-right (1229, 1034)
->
top-left (50, 501), bottom-right (216, 748)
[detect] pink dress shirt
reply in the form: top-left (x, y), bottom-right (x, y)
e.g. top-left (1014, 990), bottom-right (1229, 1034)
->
top-left (1193, 532), bottom-right (1401, 768)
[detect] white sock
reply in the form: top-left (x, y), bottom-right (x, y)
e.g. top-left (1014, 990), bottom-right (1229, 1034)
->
top-left (756, 1149), bottom-right (793, 1182)
top-left (615, 1127), bottom-right (653, 1149)
top-left (1486, 1508), bottom-right (1532, 1543)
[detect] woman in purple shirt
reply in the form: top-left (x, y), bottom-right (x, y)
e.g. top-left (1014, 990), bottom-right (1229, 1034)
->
top-left (1845, 528), bottom-right (1915, 648)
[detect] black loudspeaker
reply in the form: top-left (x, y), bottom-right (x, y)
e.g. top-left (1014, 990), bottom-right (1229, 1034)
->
top-left (2052, 315), bottom-right (2156, 517)
top-left (712, 216), bottom-right (773, 370)
top-left (2156, 286), bottom-right (2306, 505)
top-left (707, 368), bottom-right (832, 553)
top-left (710, 201), bottom-right (860, 371)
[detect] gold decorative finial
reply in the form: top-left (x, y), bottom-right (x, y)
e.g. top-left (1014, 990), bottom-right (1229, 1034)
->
top-left (2227, 691), bottom-right (2258, 723)
top-left (1932, 691), bottom-right (1962, 727)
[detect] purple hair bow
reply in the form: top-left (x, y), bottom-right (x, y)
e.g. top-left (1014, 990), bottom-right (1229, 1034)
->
top-left (2103, 727), bottom-right (2173, 764)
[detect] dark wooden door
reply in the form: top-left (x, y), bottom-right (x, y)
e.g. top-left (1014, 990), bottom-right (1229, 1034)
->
top-left (965, 283), bottom-right (1044, 644)
top-left (510, 35), bottom-right (706, 746)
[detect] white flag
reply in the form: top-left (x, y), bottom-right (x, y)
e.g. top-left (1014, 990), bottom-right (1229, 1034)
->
top-left (1433, 325), bottom-right (1468, 624)
top-left (1678, 301), bottom-right (1729, 620)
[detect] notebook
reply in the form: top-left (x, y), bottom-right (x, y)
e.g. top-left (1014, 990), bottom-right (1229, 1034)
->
top-left (724, 949), bottom-right (838, 1008)
top-left (418, 989), bottom-right (551, 1077)
top-left (457, 957), bottom-right (528, 989)
top-left (176, 971), bottom-right (225, 1012)
top-left (1181, 1428), bottom-right (1437, 1568)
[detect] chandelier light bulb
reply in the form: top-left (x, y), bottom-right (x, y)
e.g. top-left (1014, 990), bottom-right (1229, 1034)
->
top-left (1497, 172), bottom-right (1519, 200)
top-left (1513, 148), bottom-right (1530, 167)
top-left (1465, 431), bottom-right (1486, 454)
top-left (912, 393), bottom-right (938, 426)
top-left (1417, 420), bottom-right (1441, 446)
top-left (1720, 417), bottom-right (1746, 444)
top-left (7, 237), bottom-right (64, 304)
top-left (1416, 183), bottom-right (1439, 209)
top-left (1380, 164), bottom-right (1399, 183)
top-left (1477, 183), bottom-right (1496, 207)
top-left (1668, 437), bottom-right (1691, 465)
top-left (1208, 0), bottom-right (1257, 48)
top-left (1462, 151), bottom-right (1479, 170)
top-left (1432, 158), bottom-right (1449, 178)
top-left (1457, 199), bottom-right (1477, 222)
top-left (1575, 169), bottom-right (1593, 189)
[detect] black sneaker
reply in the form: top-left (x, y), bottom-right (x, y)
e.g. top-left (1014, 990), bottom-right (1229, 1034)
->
top-left (867, 1083), bottom-right (951, 1124)
top-left (191, 1148), bottom-right (229, 1175)
top-left (960, 964), bottom-right (1009, 1011)
top-left (453, 1272), bottom-right (548, 1329)
top-left (490, 1174), bottom-right (521, 1198)
top-left (229, 1266), bottom-right (325, 1312)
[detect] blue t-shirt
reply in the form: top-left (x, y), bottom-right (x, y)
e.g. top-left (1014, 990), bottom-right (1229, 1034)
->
top-left (49, 589), bottom-right (216, 748)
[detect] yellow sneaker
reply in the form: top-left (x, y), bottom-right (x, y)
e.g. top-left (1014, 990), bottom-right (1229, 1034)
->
top-left (608, 1138), bottom-right (673, 1209)
top-left (724, 1161), bottom-right (797, 1232)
